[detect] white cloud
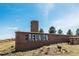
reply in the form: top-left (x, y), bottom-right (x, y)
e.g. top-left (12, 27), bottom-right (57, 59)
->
top-left (37, 3), bottom-right (55, 33)
top-left (52, 9), bottom-right (79, 34)
top-left (37, 4), bottom-right (79, 34)
top-left (37, 3), bottom-right (55, 20)
top-left (0, 27), bottom-right (19, 40)
top-left (7, 27), bottom-right (19, 31)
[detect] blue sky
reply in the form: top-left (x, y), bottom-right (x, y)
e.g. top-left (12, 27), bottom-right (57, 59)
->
top-left (0, 3), bottom-right (79, 39)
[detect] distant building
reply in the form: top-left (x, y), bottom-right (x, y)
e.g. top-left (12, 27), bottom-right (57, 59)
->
top-left (15, 20), bottom-right (79, 51)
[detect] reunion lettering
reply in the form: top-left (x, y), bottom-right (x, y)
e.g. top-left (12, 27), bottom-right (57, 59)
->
top-left (25, 33), bottom-right (48, 41)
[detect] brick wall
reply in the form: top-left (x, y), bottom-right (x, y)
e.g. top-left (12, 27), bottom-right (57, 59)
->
top-left (15, 32), bottom-right (70, 51)
top-left (48, 34), bottom-right (69, 44)
top-left (69, 37), bottom-right (79, 44)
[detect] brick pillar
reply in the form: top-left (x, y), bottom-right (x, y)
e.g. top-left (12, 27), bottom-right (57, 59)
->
top-left (31, 20), bottom-right (39, 32)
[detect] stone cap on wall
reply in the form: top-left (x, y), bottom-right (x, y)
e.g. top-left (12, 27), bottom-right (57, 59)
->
top-left (15, 31), bottom-right (71, 36)
top-left (69, 36), bottom-right (79, 39)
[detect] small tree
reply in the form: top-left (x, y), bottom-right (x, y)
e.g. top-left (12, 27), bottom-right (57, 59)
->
top-left (58, 29), bottom-right (63, 35)
top-left (49, 26), bottom-right (56, 34)
top-left (76, 28), bottom-right (79, 36)
top-left (39, 28), bottom-right (44, 33)
top-left (67, 29), bottom-right (73, 35)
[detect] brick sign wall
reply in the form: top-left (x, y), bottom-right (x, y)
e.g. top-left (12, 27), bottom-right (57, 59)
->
top-left (15, 32), bottom-right (69, 51)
